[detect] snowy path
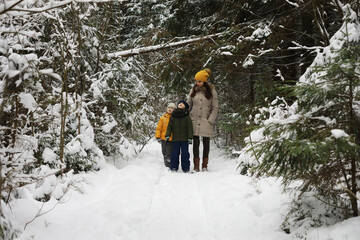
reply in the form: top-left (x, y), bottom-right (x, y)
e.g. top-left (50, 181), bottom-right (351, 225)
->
top-left (124, 169), bottom-right (217, 240)
top-left (16, 141), bottom-right (292, 240)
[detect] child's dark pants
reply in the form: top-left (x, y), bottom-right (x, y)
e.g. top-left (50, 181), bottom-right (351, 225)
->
top-left (161, 140), bottom-right (172, 167)
top-left (170, 141), bottom-right (190, 172)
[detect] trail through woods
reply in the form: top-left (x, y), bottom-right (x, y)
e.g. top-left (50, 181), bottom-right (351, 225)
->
top-left (14, 142), bottom-right (318, 240)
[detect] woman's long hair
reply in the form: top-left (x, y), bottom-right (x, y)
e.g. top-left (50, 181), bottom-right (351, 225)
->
top-left (190, 82), bottom-right (213, 99)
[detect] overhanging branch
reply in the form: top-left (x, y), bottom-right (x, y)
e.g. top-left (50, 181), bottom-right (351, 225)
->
top-left (107, 33), bottom-right (224, 58)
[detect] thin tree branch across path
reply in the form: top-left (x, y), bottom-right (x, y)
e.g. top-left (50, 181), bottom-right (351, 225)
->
top-left (107, 33), bottom-right (224, 58)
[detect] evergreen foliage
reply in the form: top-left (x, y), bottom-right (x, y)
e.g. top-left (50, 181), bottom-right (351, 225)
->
top-left (0, 1), bottom-right (157, 237)
top-left (241, 32), bottom-right (360, 219)
top-left (147, 0), bottom-right (346, 151)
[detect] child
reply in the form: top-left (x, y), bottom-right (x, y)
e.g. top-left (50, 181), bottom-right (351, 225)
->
top-left (165, 100), bottom-right (193, 172)
top-left (155, 102), bottom-right (176, 167)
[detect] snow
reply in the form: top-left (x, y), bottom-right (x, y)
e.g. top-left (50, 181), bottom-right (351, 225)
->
top-left (2, 2), bottom-right (360, 239)
top-left (19, 92), bottom-right (37, 112)
top-left (244, 23), bottom-right (272, 42)
top-left (275, 69), bottom-right (285, 81)
top-left (9, 140), bottom-right (360, 240)
top-left (12, 142), bottom-right (283, 239)
top-left (101, 120), bottom-right (118, 133)
top-left (220, 51), bottom-right (233, 56)
top-left (331, 129), bottom-right (349, 139)
top-left (284, 0), bottom-right (299, 7)
top-left (299, 4), bottom-right (360, 85)
top-left (42, 148), bottom-right (57, 164)
top-left (1, 0), bottom-right (129, 16)
top-left (304, 217), bottom-right (360, 240)
top-left (242, 55), bottom-right (254, 68)
top-left (39, 69), bottom-right (61, 81)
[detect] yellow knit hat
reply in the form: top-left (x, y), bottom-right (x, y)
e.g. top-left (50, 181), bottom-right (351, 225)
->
top-left (194, 68), bottom-right (211, 82)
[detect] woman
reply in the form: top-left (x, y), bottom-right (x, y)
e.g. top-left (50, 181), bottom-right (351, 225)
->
top-left (187, 68), bottom-right (219, 171)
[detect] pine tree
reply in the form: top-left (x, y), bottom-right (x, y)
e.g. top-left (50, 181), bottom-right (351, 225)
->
top-left (245, 40), bottom-right (360, 217)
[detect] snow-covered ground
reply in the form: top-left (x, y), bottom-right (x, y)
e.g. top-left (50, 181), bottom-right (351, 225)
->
top-left (12, 141), bottom-right (360, 240)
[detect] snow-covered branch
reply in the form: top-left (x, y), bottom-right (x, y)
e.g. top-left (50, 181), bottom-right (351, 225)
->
top-left (0, 0), bottom-right (128, 15)
top-left (289, 41), bottom-right (324, 51)
top-left (284, 0), bottom-right (299, 7)
top-left (107, 33), bottom-right (223, 58)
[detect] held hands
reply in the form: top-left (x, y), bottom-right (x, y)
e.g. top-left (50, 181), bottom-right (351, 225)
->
top-left (166, 137), bottom-right (170, 141)
top-left (188, 139), bottom-right (193, 145)
top-left (156, 138), bottom-right (162, 143)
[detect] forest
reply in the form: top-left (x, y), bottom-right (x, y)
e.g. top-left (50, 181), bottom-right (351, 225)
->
top-left (1, 0), bottom-right (360, 238)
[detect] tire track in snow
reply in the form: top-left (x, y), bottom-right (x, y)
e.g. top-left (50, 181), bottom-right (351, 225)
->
top-left (122, 168), bottom-right (219, 240)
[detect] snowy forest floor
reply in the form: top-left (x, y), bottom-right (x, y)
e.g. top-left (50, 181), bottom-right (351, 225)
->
top-left (13, 141), bottom-right (360, 240)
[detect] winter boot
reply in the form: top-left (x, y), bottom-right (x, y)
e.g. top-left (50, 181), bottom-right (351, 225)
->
top-left (193, 158), bottom-right (200, 172)
top-left (202, 157), bottom-right (209, 171)
top-left (164, 157), bottom-right (170, 168)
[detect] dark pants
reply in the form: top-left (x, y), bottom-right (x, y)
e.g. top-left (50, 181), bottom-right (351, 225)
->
top-left (170, 141), bottom-right (190, 172)
top-left (193, 136), bottom-right (210, 158)
top-left (161, 140), bottom-right (172, 167)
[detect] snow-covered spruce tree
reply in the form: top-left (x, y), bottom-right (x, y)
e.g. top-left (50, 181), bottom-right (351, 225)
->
top-left (0, 1), bottom-right (111, 237)
top-left (106, 0), bottom-right (186, 152)
top-left (44, 2), bottom-right (110, 172)
top-left (87, 58), bottom-right (157, 161)
top-left (240, 4), bottom-right (360, 220)
top-left (0, 3), bottom-right (62, 237)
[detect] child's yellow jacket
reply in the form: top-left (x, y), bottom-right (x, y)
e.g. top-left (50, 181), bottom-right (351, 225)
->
top-left (155, 113), bottom-right (173, 141)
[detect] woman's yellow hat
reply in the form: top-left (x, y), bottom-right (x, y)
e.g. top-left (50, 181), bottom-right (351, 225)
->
top-left (194, 68), bottom-right (211, 82)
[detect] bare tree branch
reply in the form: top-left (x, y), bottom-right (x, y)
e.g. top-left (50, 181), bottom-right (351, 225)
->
top-left (24, 178), bottom-right (82, 230)
top-left (0, 0), bottom-right (24, 15)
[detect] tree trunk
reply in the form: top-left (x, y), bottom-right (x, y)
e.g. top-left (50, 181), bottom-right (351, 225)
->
top-left (347, 63), bottom-right (358, 216)
top-left (73, 3), bottom-right (82, 135)
top-left (59, 74), bottom-right (68, 164)
top-left (350, 156), bottom-right (358, 216)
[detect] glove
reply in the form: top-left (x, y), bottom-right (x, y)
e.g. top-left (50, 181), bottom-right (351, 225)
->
top-left (166, 137), bottom-right (170, 141)
top-left (156, 138), bottom-right (162, 143)
top-left (188, 139), bottom-right (193, 145)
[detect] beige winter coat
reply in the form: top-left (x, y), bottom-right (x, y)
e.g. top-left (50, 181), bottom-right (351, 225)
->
top-left (187, 84), bottom-right (219, 137)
